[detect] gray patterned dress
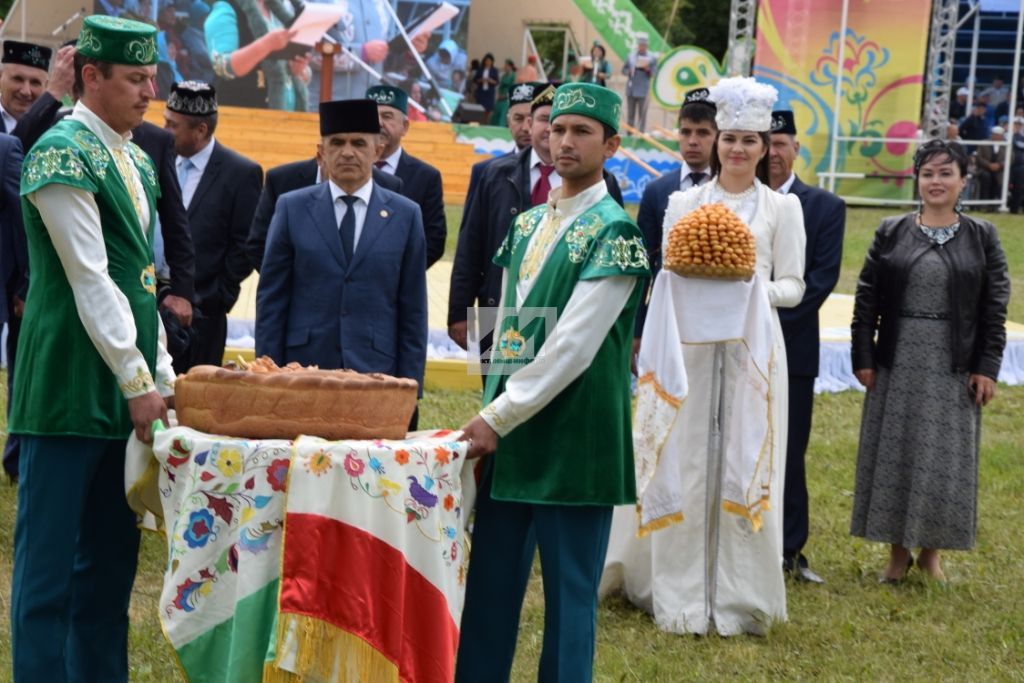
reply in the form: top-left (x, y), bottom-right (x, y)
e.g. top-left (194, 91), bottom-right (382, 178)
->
top-left (850, 226), bottom-right (981, 550)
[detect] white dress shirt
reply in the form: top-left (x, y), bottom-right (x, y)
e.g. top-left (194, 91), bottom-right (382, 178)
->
top-left (776, 172), bottom-right (797, 195)
top-left (176, 136), bottom-right (216, 208)
top-left (480, 180), bottom-right (637, 436)
top-left (678, 164), bottom-right (712, 192)
top-left (375, 146), bottom-right (403, 175)
top-left (529, 148), bottom-right (563, 196)
top-left (28, 101), bottom-right (175, 398)
top-left (0, 99), bottom-right (16, 134)
top-left (329, 177), bottom-right (374, 253)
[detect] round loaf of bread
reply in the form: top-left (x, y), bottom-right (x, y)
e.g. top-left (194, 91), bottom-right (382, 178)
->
top-left (175, 364), bottom-right (419, 441)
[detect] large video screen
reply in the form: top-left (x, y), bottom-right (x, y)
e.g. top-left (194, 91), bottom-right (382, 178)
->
top-left (93, 0), bottom-right (472, 117)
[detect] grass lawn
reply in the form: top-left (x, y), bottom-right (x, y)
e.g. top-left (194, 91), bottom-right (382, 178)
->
top-left (1, 207), bottom-right (1022, 680)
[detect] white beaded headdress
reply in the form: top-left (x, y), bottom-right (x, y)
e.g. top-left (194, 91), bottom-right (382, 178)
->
top-left (707, 77), bottom-right (779, 132)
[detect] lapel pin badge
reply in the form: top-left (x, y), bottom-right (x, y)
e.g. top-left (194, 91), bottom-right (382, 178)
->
top-left (380, 210), bottom-right (389, 218)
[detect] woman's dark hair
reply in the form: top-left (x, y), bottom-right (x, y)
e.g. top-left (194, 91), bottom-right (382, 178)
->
top-left (913, 138), bottom-right (969, 177)
top-left (709, 130), bottom-right (771, 184)
top-left (591, 44), bottom-right (606, 60)
top-left (482, 53), bottom-right (494, 67)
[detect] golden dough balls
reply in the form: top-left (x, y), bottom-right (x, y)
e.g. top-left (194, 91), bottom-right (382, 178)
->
top-left (664, 203), bottom-right (756, 280)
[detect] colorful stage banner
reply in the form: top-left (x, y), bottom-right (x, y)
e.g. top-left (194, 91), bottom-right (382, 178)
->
top-left (754, 0), bottom-right (932, 199)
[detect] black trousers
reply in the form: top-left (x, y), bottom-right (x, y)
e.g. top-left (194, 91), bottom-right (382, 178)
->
top-left (783, 375), bottom-right (815, 565)
top-left (3, 314), bottom-right (21, 480)
top-left (189, 308), bottom-right (227, 368)
top-left (1010, 165), bottom-right (1024, 212)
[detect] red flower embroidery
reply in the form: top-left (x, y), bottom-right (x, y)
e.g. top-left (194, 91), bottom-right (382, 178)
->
top-left (443, 494), bottom-right (455, 511)
top-left (266, 458), bottom-right (289, 491)
top-left (434, 447), bottom-right (450, 465)
top-left (344, 453), bottom-right (365, 477)
top-left (395, 449), bottom-right (410, 465)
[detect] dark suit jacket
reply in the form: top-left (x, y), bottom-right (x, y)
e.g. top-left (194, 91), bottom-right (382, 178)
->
top-left (393, 149), bottom-right (446, 268)
top-left (778, 176), bottom-right (846, 377)
top-left (255, 181), bottom-right (427, 390)
top-left (12, 93), bottom-right (196, 302)
top-left (634, 168), bottom-right (681, 335)
top-left (246, 157), bottom-right (403, 271)
top-left (0, 133), bottom-right (25, 324)
top-left (447, 145), bottom-right (624, 325)
top-left (186, 141), bottom-right (262, 315)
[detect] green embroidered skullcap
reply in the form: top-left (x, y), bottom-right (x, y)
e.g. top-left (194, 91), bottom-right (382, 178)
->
top-left (366, 85), bottom-right (409, 115)
top-left (77, 15), bottom-right (158, 66)
top-left (550, 82), bottom-right (622, 132)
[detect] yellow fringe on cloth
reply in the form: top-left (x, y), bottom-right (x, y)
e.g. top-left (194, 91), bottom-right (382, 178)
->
top-left (263, 661), bottom-right (302, 682)
top-left (636, 510), bottom-right (685, 537)
top-left (273, 613), bottom-right (400, 682)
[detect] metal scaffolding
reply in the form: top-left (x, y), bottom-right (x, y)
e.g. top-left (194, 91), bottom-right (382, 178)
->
top-left (922, 0), bottom-right (976, 140)
top-left (725, 0), bottom-right (759, 76)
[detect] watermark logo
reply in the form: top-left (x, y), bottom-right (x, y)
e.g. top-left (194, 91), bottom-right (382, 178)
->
top-left (466, 307), bottom-right (558, 375)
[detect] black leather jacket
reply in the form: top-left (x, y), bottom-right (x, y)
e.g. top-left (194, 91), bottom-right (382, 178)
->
top-left (851, 212), bottom-right (1010, 379)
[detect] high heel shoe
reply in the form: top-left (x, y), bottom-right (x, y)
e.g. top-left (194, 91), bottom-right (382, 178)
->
top-left (878, 554), bottom-right (914, 584)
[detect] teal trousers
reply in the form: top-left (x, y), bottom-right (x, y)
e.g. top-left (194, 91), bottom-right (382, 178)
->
top-left (10, 435), bottom-right (141, 683)
top-left (455, 463), bottom-right (613, 683)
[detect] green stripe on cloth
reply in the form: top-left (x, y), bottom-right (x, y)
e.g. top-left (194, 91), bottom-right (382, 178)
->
top-left (571, 0), bottom-right (670, 60)
top-left (175, 579), bottom-right (280, 683)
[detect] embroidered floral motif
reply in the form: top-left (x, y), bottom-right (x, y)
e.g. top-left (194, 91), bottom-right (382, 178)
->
top-left (343, 453), bottom-right (365, 477)
top-left (305, 449), bottom-right (332, 476)
top-left (266, 458), bottom-right (289, 491)
top-left (563, 213), bottom-right (606, 263)
top-left (217, 448), bottom-right (243, 477)
top-left (120, 366), bottom-right (156, 395)
top-left (160, 437), bottom-right (291, 618)
top-left (507, 207), bottom-right (545, 255)
top-left (73, 129), bottom-right (110, 179)
top-left (592, 235), bottom-right (650, 270)
top-left (24, 146), bottom-right (86, 187)
top-left (183, 509), bottom-right (215, 548)
top-left (141, 264), bottom-right (157, 295)
top-left (127, 143), bottom-right (158, 189)
top-left (124, 38), bottom-right (157, 65)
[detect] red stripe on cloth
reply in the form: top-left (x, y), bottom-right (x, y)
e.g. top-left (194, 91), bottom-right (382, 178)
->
top-left (280, 512), bottom-right (459, 683)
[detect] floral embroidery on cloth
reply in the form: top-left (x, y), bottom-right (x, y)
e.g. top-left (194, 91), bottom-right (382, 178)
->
top-left (23, 146), bottom-right (87, 187)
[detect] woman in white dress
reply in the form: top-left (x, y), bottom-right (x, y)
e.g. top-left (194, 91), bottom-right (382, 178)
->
top-left (602, 77), bottom-right (806, 636)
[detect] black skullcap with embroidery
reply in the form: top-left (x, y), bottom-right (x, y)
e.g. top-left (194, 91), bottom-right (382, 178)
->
top-left (770, 110), bottom-right (797, 135)
top-left (531, 84), bottom-right (557, 113)
top-left (167, 81), bottom-right (218, 116)
top-left (2, 40), bottom-right (52, 71)
top-left (509, 81), bottom-right (543, 107)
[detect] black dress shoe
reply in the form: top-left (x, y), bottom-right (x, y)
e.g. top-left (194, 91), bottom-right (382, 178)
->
top-left (793, 565), bottom-right (825, 584)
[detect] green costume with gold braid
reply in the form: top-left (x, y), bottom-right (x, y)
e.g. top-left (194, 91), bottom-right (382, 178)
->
top-left (10, 119), bottom-right (161, 438)
top-left (483, 194), bottom-right (650, 505)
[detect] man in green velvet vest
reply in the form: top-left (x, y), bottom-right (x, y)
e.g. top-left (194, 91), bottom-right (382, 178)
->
top-left (9, 16), bottom-right (176, 682)
top-left (456, 83), bottom-right (650, 681)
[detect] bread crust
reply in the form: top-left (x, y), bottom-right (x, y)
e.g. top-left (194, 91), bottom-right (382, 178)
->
top-left (175, 364), bottom-right (419, 441)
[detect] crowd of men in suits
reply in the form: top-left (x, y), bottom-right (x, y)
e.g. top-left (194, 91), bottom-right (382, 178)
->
top-left (1, 34), bottom-right (844, 589)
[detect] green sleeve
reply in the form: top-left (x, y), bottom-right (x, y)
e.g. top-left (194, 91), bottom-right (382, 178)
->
top-left (579, 219), bottom-right (651, 281)
top-left (21, 139), bottom-right (98, 196)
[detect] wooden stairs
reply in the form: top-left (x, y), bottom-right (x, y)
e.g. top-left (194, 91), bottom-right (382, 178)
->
top-left (143, 104), bottom-right (490, 205)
